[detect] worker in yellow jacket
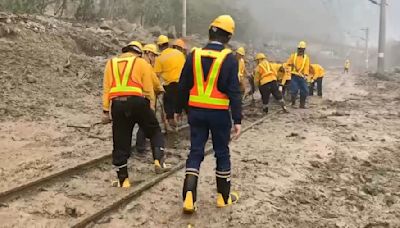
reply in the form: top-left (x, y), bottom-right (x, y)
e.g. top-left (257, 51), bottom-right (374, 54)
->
top-left (102, 41), bottom-right (168, 188)
top-left (309, 64), bottom-right (325, 97)
top-left (135, 44), bottom-right (166, 155)
top-left (254, 53), bottom-right (288, 114)
top-left (344, 59), bottom-right (350, 74)
top-left (271, 62), bottom-right (289, 97)
top-left (280, 63), bottom-right (292, 97)
top-left (173, 38), bottom-right (187, 56)
top-left (236, 47), bottom-right (246, 96)
top-left (155, 35), bottom-right (186, 130)
top-left (271, 62), bottom-right (283, 82)
top-left (286, 41), bottom-right (311, 108)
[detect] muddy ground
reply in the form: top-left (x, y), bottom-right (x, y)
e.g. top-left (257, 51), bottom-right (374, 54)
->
top-left (1, 11), bottom-right (400, 228)
top-left (94, 72), bottom-right (400, 228)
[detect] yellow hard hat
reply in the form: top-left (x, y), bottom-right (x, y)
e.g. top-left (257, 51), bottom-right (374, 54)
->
top-left (255, 53), bottom-right (266, 61)
top-left (143, 44), bottom-right (160, 55)
top-left (173, 38), bottom-right (186, 49)
top-left (298, 41), bottom-right (307, 49)
top-left (210, 15), bottom-right (235, 34)
top-left (236, 47), bottom-right (245, 56)
top-left (127, 41), bottom-right (143, 53)
top-left (157, 35), bottom-right (169, 45)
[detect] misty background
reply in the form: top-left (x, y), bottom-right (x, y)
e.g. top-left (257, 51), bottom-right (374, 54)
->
top-left (1, 0), bottom-right (399, 69)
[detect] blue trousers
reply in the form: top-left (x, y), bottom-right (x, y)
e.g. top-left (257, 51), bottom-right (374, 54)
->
top-left (186, 109), bottom-right (232, 173)
top-left (290, 74), bottom-right (309, 99)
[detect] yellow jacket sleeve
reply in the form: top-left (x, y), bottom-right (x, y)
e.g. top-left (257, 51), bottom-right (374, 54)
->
top-left (253, 67), bottom-right (261, 87)
top-left (137, 59), bottom-right (154, 102)
top-left (102, 60), bottom-right (112, 112)
top-left (154, 56), bottom-right (163, 74)
top-left (238, 58), bottom-right (246, 82)
top-left (304, 56), bottom-right (310, 76)
top-left (320, 66), bottom-right (325, 77)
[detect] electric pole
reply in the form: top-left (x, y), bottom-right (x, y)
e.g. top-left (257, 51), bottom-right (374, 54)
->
top-left (182, 0), bottom-right (187, 37)
top-left (361, 28), bottom-right (369, 71)
top-left (377, 0), bottom-right (386, 74)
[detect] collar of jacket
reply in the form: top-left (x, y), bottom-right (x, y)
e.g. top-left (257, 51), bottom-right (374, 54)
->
top-left (119, 52), bottom-right (139, 58)
top-left (204, 42), bottom-right (225, 51)
top-left (209, 41), bottom-right (223, 45)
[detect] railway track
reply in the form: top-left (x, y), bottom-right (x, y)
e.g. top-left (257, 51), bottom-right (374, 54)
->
top-left (0, 103), bottom-right (269, 227)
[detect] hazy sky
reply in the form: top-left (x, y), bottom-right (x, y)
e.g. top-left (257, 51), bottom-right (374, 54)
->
top-left (239, 0), bottom-right (399, 45)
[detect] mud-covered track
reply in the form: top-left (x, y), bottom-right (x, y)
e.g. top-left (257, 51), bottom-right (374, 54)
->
top-left (0, 102), bottom-right (253, 203)
top-left (0, 129), bottom-right (190, 204)
top-left (71, 114), bottom-right (269, 228)
top-left (0, 153), bottom-right (111, 202)
top-left (0, 102), bottom-right (263, 226)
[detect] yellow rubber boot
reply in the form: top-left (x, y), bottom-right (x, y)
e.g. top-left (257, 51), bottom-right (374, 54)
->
top-left (183, 191), bottom-right (197, 214)
top-left (216, 191), bottom-right (239, 208)
top-left (152, 147), bottom-right (170, 174)
top-left (216, 170), bottom-right (239, 208)
top-left (182, 173), bottom-right (198, 214)
top-left (111, 178), bottom-right (131, 188)
top-left (154, 160), bottom-right (171, 174)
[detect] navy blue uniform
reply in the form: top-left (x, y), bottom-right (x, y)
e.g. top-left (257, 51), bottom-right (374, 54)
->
top-left (177, 42), bottom-right (242, 174)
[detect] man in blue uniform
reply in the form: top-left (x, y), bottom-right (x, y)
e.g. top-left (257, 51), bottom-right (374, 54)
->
top-left (176, 15), bottom-right (242, 213)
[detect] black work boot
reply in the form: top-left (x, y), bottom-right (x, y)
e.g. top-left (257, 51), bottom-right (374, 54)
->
top-left (299, 96), bottom-right (307, 109)
top-left (216, 171), bottom-right (239, 208)
top-left (262, 106), bottom-right (269, 114)
top-left (291, 95), bottom-right (296, 107)
top-left (152, 147), bottom-right (169, 174)
top-left (182, 173), bottom-right (198, 214)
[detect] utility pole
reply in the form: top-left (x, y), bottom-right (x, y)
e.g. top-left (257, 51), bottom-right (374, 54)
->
top-left (368, 0), bottom-right (387, 74)
top-left (377, 0), bottom-right (386, 74)
top-left (361, 28), bottom-right (369, 71)
top-left (182, 0), bottom-right (187, 37)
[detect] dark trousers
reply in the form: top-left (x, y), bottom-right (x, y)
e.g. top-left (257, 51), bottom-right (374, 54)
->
top-left (310, 77), bottom-right (323, 96)
top-left (111, 96), bottom-right (164, 167)
top-left (163, 82), bottom-right (179, 119)
top-left (344, 68), bottom-right (349, 74)
top-left (186, 108), bottom-right (232, 173)
top-left (259, 81), bottom-right (283, 107)
top-left (290, 74), bottom-right (308, 100)
top-left (135, 127), bottom-right (147, 153)
top-left (282, 80), bottom-right (291, 97)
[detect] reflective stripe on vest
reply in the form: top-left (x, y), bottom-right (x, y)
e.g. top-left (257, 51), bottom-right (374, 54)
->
top-left (292, 53), bottom-right (308, 76)
top-left (109, 56), bottom-right (143, 99)
top-left (189, 48), bottom-right (231, 110)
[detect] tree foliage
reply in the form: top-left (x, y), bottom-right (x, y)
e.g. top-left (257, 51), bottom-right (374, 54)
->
top-left (0, 0), bottom-right (256, 41)
top-left (0, 0), bottom-right (53, 14)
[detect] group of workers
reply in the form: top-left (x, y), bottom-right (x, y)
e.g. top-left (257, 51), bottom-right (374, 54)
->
top-left (238, 41), bottom-right (327, 112)
top-left (101, 14), bottom-right (329, 213)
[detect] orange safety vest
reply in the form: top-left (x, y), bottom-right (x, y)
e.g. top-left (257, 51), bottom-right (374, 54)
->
top-left (109, 56), bottom-right (144, 100)
top-left (189, 48), bottom-right (231, 110)
top-left (291, 53), bottom-right (308, 76)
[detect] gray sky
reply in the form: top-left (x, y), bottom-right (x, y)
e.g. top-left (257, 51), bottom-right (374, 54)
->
top-left (239, 0), bottom-right (399, 46)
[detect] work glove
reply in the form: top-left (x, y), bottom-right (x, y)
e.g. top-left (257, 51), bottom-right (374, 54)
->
top-left (278, 85), bottom-right (283, 92)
